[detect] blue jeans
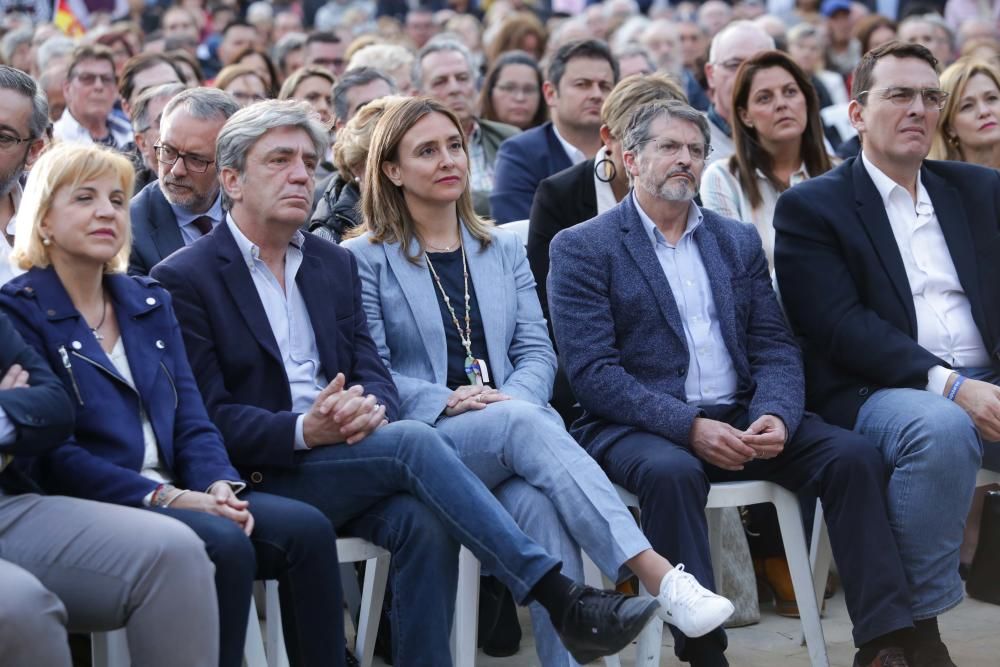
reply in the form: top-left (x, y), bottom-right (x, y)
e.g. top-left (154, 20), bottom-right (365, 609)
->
top-left (248, 420), bottom-right (558, 667)
top-left (151, 491), bottom-right (343, 667)
top-left (437, 400), bottom-right (651, 667)
top-left (853, 367), bottom-right (993, 619)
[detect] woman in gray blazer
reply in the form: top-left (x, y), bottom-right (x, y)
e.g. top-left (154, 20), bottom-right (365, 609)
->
top-left (342, 97), bottom-right (734, 667)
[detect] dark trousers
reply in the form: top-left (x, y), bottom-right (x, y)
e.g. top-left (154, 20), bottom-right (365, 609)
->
top-left (151, 490), bottom-right (344, 667)
top-left (601, 406), bottom-right (914, 661)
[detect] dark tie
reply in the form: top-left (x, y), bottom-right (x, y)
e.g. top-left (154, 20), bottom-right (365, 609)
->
top-left (192, 215), bottom-right (214, 237)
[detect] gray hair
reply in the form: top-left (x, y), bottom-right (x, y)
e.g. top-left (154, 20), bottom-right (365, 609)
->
top-left (332, 67), bottom-right (397, 121)
top-left (622, 99), bottom-right (710, 154)
top-left (215, 100), bottom-right (329, 209)
top-left (272, 32), bottom-right (307, 72)
top-left (614, 44), bottom-right (656, 73)
top-left (900, 13), bottom-right (955, 52)
top-left (35, 35), bottom-right (74, 73)
top-left (414, 35), bottom-right (474, 90)
top-left (131, 82), bottom-right (186, 133)
top-left (162, 86), bottom-right (240, 124)
top-left (0, 27), bottom-right (32, 66)
top-left (0, 65), bottom-right (49, 139)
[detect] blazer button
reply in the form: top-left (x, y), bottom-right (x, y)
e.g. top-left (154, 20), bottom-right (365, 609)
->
top-left (858, 387), bottom-right (870, 397)
top-left (250, 472), bottom-right (263, 483)
top-left (146, 297), bottom-right (156, 305)
top-left (155, 340), bottom-right (165, 349)
top-left (677, 367), bottom-right (686, 377)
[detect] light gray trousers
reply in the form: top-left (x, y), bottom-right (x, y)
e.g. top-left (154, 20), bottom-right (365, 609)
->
top-left (0, 493), bottom-right (220, 667)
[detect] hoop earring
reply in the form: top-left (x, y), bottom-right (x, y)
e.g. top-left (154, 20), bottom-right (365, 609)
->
top-left (594, 157), bottom-right (617, 183)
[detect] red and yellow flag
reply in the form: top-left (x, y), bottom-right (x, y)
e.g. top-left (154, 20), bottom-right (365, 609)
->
top-left (53, 0), bottom-right (85, 36)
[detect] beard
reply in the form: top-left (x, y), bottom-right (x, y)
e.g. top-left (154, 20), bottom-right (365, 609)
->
top-left (637, 165), bottom-right (698, 202)
top-left (0, 150), bottom-right (29, 199)
top-left (161, 176), bottom-right (217, 212)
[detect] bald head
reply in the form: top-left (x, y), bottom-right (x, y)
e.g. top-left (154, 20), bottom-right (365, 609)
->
top-left (705, 21), bottom-right (775, 123)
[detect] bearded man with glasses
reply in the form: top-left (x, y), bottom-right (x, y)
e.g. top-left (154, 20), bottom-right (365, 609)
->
top-left (52, 45), bottom-right (133, 152)
top-left (129, 87), bottom-right (238, 276)
top-left (776, 40), bottom-right (1000, 667)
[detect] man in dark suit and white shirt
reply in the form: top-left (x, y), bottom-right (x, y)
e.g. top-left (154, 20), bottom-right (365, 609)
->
top-left (490, 39), bottom-right (618, 224)
top-left (129, 87), bottom-right (237, 276)
top-left (775, 41), bottom-right (999, 667)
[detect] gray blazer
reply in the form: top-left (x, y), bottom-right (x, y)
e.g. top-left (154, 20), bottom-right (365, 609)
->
top-left (343, 224), bottom-right (556, 424)
top-left (548, 196), bottom-right (805, 462)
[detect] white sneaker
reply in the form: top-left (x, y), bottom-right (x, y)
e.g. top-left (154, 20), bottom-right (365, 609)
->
top-left (655, 564), bottom-right (734, 638)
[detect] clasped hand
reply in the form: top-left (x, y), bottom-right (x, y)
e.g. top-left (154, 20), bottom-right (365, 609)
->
top-left (951, 377), bottom-right (1000, 441)
top-left (302, 373), bottom-right (387, 447)
top-left (689, 414), bottom-right (787, 471)
top-left (168, 482), bottom-right (254, 535)
top-left (444, 385), bottom-right (511, 417)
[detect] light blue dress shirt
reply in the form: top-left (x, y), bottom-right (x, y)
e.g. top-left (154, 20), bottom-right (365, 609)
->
top-left (227, 217), bottom-right (327, 449)
top-left (633, 193), bottom-right (739, 407)
top-left (171, 194), bottom-right (224, 246)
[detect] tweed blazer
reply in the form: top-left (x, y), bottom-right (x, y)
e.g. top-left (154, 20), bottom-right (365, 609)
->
top-left (343, 224), bottom-right (556, 425)
top-left (547, 196), bottom-right (804, 462)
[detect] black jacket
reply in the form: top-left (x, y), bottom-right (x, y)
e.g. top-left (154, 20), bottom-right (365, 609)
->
top-left (309, 173), bottom-right (361, 244)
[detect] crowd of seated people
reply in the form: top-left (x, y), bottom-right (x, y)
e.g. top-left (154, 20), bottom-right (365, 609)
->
top-left (1, 1), bottom-right (999, 666)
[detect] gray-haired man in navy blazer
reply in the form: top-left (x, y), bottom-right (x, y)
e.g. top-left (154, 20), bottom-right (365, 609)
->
top-left (548, 99), bottom-right (917, 667)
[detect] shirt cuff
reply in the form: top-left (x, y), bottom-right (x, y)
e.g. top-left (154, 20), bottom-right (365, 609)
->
top-left (294, 414), bottom-right (310, 450)
top-left (206, 480), bottom-right (247, 495)
top-left (927, 365), bottom-right (954, 397)
top-left (142, 489), bottom-right (155, 507)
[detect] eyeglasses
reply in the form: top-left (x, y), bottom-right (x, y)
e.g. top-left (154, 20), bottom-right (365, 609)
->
top-left (634, 138), bottom-right (713, 162)
top-left (154, 144), bottom-right (214, 173)
top-left (0, 132), bottom-right (35, 151)
top-left (73, 72), bottom-right (116, 86)
top-left (856, 86), bottom-right (950, 110)
top-left (495, 83), bottom-right (539, 98)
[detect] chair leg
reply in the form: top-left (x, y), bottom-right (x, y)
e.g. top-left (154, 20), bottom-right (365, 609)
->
top-left (264, 581), bottom-right (289, 667)
top-left (341, 562), bottom-right (362, 635)
top-left (91, 629), bottom-right (130, 667)
top-left (452, 546), bottom-right (481, 667)
top-left (707, 506), bottom-right (724, 590)
top-left (356, 553), bottom-right (390, 667)
top-left (244, 594), bottom-right (268, 667)
top-left (773, 491), bottom-right (829, 667)
top-left (634, 581), bottom-right (663, 667)
top-left (803, 501), bottom-right (833, 647)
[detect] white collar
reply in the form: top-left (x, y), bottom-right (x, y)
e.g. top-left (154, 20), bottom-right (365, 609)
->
top-left (632, 191), bottom-right (704, 247)
top-left (551, 122), bottom-right (588, 165)
top-left (861, 151), bottom-right (931, 208)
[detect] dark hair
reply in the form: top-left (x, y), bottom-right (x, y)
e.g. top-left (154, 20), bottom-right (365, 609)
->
top-left (332, 67), bottom-right (396, 122)
top-left (95, 30), bottom-right (135, 60)
top-left (222, 20), bottom-right (255, 39)
top-left (67, 44), bottom-right (117, 79)
top-left (167, 49), bottom-right (204, 85)
top-left (547, 39), bottom-right (619, 89)
top-left (486, 13), bottom-right (547, 64)
top-left (233, 47), bottom-right (280, 97)
top-left (118, 53), bottom-right (182, 103)
top-left (851, 40), bottom-right (939, 100)
top-left (306, 31), bottom-right (342, 47)
top-left (480, 51), bottom-right (547, 128)
top-left (853, 14), bottom-right (897, 56)
top-left (729, 50), bottom-right (832, 209)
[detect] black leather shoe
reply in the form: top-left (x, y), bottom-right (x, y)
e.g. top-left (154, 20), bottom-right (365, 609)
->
top-left (345, 648), bottom-right (360, 667)
top-left (909, 638), bottom-right (957, 667)
top-left (854, 647), bottom-right (909, 667)
top-left (553, 583), bottom-right (660, 664)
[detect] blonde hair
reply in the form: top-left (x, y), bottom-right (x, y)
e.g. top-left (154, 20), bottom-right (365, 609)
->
top-left (601, 72), bottom-right (687, 140)
top-left (13, 143), bottom-right (134, 273)
top-left (931, 58), bottom-right (1000, 161)
top-left (334, 95), bottom-right (399, 181)
top-left (359, 96), bottom-right (491, 262)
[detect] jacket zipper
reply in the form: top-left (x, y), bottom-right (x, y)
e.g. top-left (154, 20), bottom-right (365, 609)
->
top-left (58, 345), bottom-right (84, 406)
top-left (160, 361), bottom-right (178, 409)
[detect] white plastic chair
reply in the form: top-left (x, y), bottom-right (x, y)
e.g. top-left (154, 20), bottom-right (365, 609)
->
top-left (503, 219), bottom-right (530, 246)
top-left (93, 537), bottom-right (391, 667)
top-left (582, 483), bottom-right (831, 667)
top-left (977, 468), bottom-right (1000, 487)
top-left (452, 546), bottom-right (481, 666)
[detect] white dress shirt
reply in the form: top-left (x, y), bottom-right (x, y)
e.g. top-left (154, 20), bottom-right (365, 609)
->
top-left (551, 123), bottom-right (588, 166)
top-left (861, 152), bottom-right (991, 395)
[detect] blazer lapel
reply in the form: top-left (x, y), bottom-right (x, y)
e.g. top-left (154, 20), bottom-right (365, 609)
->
top-left (852, 158), bottom-right (918, 334)
top-left (385, 237), bottom-right (448, 384)
top-left (150, 185), bottom-right (185, 260)
top-left (296, 243), bottom-right (340, 376)
top-left (464, 225), bottom-right (507, 386)
top-left (215, 223), bottom-right (283, 366)
top-left (922, 166), bottom-right (985, 325)
top-left (619, 199), bottom-right (686, 346)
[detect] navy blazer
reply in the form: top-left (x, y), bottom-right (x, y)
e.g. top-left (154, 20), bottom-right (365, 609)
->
top-left (548, 197), bottom-right (804, 462)
top-left (774, 157), bottom-right (1000, 428)
top-left (0, 268), bottom-right (240, 507)
top-left (129, 180), bottom-right (184, 277)
top-left (490, 122), bottom-right (573, 225)
top-left (151, 222), bottom-right (399, 472)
